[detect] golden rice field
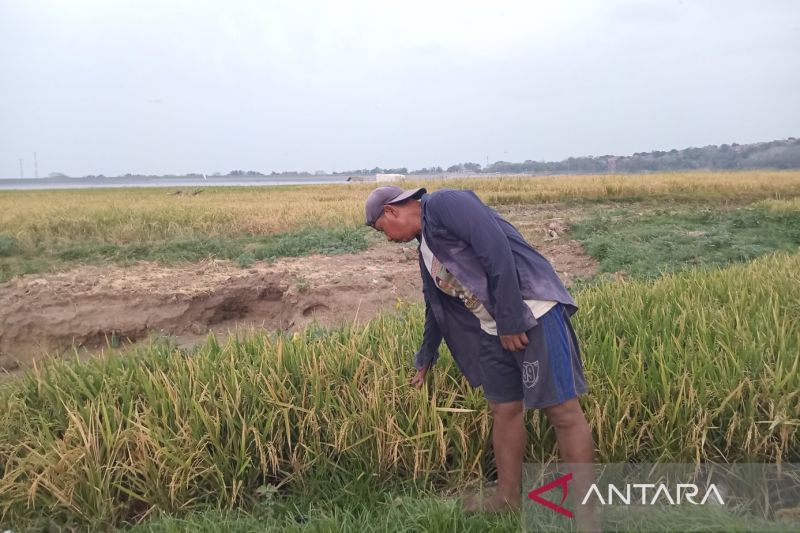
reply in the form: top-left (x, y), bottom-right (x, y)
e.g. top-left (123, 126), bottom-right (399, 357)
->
top-left (1, 170), bottom-right (799, 529)
top-left (1, 171), bottom-right (800, 248)
top-left (758, 196), bottom-right (800, 213)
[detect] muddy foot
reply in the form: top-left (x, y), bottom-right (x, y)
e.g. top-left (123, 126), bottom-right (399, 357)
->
top-left (461, 490), bottom-right (520, 514)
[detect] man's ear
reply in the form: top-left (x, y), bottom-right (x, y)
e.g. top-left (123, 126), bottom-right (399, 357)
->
top-left (383, 204), bottom-right (399, 218)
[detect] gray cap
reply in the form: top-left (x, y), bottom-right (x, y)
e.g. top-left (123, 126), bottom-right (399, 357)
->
top-left (364, 186), bottom-right (427, 226)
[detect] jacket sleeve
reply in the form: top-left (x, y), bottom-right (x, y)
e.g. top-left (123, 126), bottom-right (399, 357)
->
top-left (414, 296), bottom-right (442, 370)
top-left (414, 258), bottom-right (442, 369)
top-left (428, 190), bottom-right (534, 336)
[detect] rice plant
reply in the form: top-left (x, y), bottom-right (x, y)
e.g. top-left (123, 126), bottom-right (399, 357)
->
top-left (0, 253), bottom-right (797, 528)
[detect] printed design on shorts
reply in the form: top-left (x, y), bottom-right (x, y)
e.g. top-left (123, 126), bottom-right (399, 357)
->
top-left (522, 361), bottom-right (540, 389)
top-left (430, 256), bottom-right (481, 310)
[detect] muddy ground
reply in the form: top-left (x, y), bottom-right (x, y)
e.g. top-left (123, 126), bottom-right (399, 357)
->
top-left (0, 204), bottom-right (598, 373)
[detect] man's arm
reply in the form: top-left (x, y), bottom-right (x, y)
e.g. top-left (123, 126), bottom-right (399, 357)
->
top-left (428, 190), bottom-right (533, 337)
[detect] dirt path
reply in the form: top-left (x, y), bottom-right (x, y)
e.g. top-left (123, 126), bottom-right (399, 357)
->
top-left (0, 206), bottom-right (598, 373)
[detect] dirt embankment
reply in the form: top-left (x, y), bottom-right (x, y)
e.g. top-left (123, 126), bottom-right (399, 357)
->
top-left (0, 246), bottom-right (421, 371)
top-left (0, 221), bottom-right (598, 373)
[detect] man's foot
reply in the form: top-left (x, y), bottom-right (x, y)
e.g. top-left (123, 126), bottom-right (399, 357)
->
top-left (461, 489), bottom-right (520, 514)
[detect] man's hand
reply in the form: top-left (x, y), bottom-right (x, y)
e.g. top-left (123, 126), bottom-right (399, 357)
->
top-left (500, 332), bottom-right (529, 352)
top-left (409, 364), bottom-right (430, 388)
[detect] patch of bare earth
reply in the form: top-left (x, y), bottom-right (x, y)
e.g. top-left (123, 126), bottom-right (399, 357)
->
top-left (0, 205), bottom-right (598, 373)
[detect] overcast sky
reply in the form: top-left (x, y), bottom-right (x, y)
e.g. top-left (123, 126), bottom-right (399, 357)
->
top-left (1, 0), bottom-right (798, 177)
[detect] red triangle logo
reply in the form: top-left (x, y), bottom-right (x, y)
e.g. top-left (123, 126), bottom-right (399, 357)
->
top-left (528, 472), bottom-right (574, 518)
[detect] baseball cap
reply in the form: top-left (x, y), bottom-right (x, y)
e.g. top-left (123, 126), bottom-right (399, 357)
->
top-left (364, 186), bottom-right (427, 226)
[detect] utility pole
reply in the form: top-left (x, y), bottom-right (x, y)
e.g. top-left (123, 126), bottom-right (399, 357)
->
top-left (34, 152), bottom-right (39, 179)
top-left (18, 158), bottom-right (24, 179)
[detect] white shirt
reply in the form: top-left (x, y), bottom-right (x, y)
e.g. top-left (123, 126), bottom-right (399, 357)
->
top-left (419, 236), bottom-right (556, 336)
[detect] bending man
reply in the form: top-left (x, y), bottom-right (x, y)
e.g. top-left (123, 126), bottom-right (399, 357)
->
top-left (365, 185), bottom-right (596, 523)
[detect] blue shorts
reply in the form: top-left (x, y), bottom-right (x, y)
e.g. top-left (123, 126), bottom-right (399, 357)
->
top-left (477, 304), bottom-right (588, 409)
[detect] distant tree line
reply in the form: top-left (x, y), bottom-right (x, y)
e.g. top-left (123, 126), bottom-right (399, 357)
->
top-left (49, 137), bottom-right (799, 179)
top-left (482, 138), bottom-right (800, 174)
top-left (410, 166), bottom-right (444, 175)
top-left (333, 138), bottom-right (800, 175)
top-left (332, 167), bottom-right (409, 176)
top-left (228, 170), bottom-right (265, 176)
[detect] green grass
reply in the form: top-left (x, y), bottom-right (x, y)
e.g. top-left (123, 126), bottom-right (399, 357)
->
top-left (1, 253), bottom-right (798, 530)
top-left (0, 234), bottom-right (16, 257)
top-left (127, 499), bottom-right (798, 533)
top-left (571, 204), bottom-right (800, 279)
top-left (125, 483), bottom-right (520, 533)
top-left (0, 227), bottom-right (373, 281)
top-left (128, 479), bottom-right (797, 533)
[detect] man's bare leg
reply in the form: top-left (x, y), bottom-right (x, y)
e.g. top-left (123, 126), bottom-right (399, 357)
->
top-left (462, 397), bottom-right (599, 531)
top-left (463, 400), bottom-right (526, 513)
top-left (543, 398), bottom-right (600, 532)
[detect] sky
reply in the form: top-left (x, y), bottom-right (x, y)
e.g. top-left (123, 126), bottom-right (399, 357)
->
top-left (1, 0), bottom-right (798, 177)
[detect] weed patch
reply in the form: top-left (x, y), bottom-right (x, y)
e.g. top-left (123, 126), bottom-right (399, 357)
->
top-left (0, 227), bottom-right (370, 282)
top-left (571, 205), bottom-right (800, 278)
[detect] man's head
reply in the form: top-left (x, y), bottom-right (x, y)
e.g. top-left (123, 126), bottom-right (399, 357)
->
top-left (364, 186), bottom-right (426, 243)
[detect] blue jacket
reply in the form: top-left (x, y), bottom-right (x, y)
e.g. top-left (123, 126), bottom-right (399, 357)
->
top-left (414, 189), bottom-right (577, 386)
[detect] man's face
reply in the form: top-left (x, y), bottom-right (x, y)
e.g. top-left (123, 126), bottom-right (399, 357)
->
top-left (373, 204), bottom-right (418, 243)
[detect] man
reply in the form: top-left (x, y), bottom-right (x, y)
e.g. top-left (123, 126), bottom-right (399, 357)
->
top-left (365, 185), bottom-right (596, 521)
